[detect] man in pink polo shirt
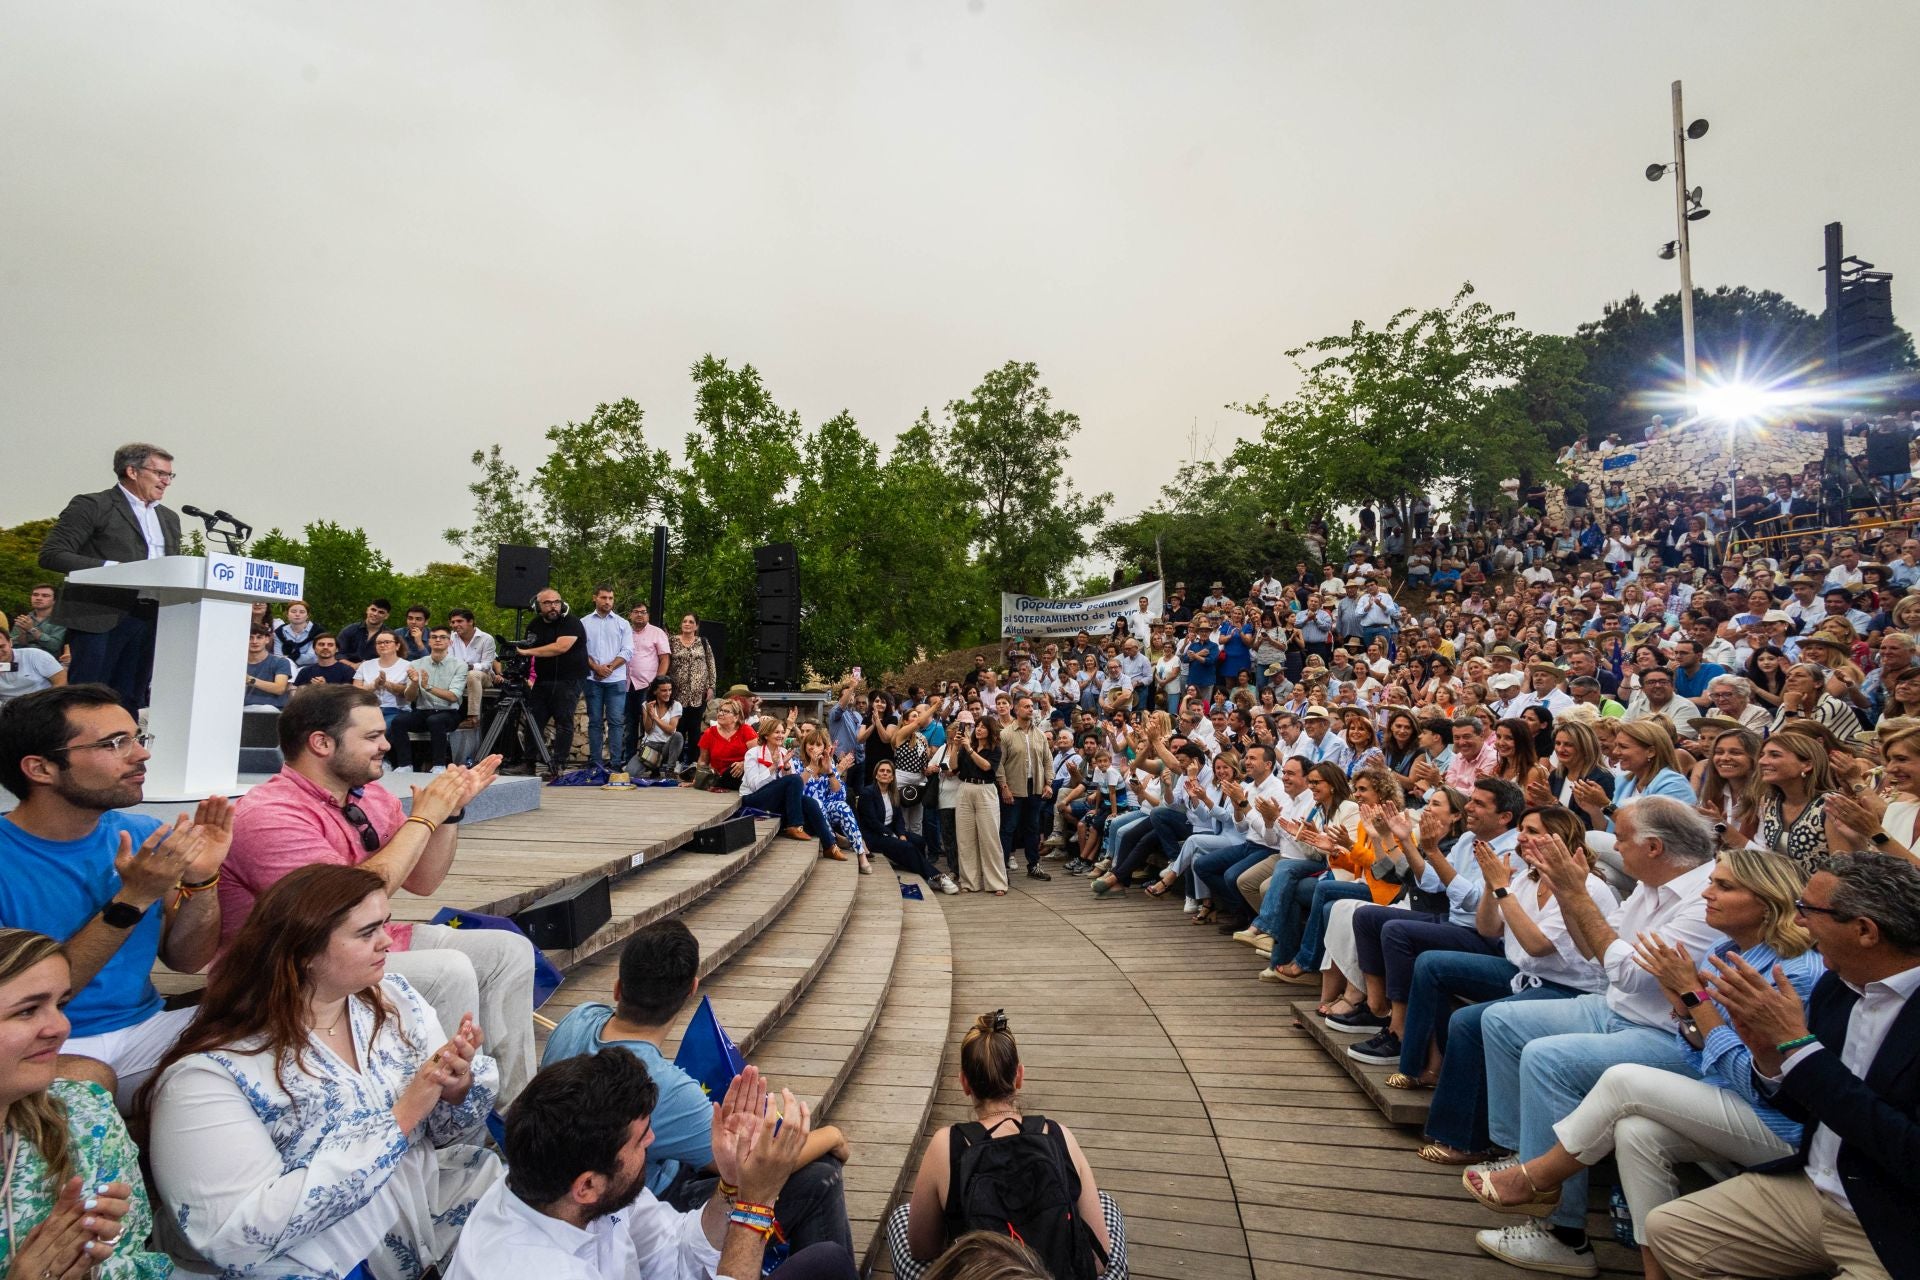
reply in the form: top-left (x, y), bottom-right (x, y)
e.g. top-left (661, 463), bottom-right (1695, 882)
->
top-left (624, 602), bottom-right (672, 767)
top-left (225, 682), bottom-right (535, 1099)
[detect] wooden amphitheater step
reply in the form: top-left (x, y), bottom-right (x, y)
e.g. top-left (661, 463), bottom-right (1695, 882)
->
top-left (538, 819), bottom-right (785, 972)
top-left (824, 877), bottom-right (954, 1276)
top-left (537, 836), bottom-right (857, 1059)
top-left (1289, 999), bottom-right (1431, 1126)
top-left (740, 867), bottom-right (908, 1120)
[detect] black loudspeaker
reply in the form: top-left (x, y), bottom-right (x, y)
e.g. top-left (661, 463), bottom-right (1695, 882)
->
top-left (1864, 429), bottom-right (1910, 478)
top-left (759, 594), bottom-right (798, 626)
top-left (494, 544), bottom-right (552, 610)
top-left (689, 815), bottom-right (756, 853)
top-left (756, 648), bottom-right (800, 689)
top-left (510, 875), bottom-right (612, 950)
top-left (753, 544), bottom-right (796, 573)
top-left (758, 623), bottom-right (797, 653)
top-left (699, 619), bottom-right (728, 684)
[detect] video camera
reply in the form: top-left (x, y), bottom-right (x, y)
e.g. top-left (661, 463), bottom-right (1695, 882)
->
top-left (498, 645), bottom-right (534, 686)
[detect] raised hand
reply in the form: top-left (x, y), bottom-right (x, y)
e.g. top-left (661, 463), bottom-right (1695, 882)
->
top-left (1630, 933), bottom-right (1701, 996)
top-left (736, 1087), bottom-right (810, 1205)
top-left (408, 767), bottom-right (470, 825)
top-left (438, 1013), bottom-right (484, 1103)
top-left (113, 817), bottom-right (203, 908)
top-left (711, 1065), bottom-right (770, 1190)
top-left (394, 1044), bottom-right (457, 1132)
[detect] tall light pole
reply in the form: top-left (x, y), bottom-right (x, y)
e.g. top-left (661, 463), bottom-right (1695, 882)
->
top-left (1647, 81), bottom-right (1710, 405)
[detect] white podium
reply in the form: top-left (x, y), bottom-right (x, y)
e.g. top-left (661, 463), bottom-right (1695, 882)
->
top-left (65, 553), bottom-right (307, 800)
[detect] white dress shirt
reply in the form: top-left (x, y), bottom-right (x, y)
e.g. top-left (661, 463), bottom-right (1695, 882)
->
top-left (1777, 963), bottom-right (1920, 1211)
top-left (450, 627), bottom-right (498, 671)
top-left (445, 1176), bottom-right (724, 1280)
top-left (581, 608), bottom-right (636, 684)
top-left (1504, 874), bottom-right (1621, 994)
top-left (1234, 771), bottom-right (1292, 849)
top-left (1599, 858), bottom-right (1727, 1027)
top-left (117, 484), bottom-right (166, 559)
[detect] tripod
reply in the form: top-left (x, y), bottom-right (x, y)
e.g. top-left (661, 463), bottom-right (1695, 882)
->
top-left (476, 679), bottom-right (553, 772)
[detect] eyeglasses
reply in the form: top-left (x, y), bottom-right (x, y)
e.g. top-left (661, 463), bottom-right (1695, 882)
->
top-left (139, 466), bottom-right (176, 482)
top-left (340, 796), bottom-right (382, 854)
top-left (47, 732), bottom-right (152, 762)
top-left (1793, 898), bottom-right (1846, 919)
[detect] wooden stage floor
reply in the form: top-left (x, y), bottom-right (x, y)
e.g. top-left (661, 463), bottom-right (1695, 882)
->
top-left (919, 870), bottom-right (1642, 1280)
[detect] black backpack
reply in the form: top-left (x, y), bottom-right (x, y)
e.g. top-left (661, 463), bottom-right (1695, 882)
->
top-left (946, 1115), bottom-right (1108, 1280)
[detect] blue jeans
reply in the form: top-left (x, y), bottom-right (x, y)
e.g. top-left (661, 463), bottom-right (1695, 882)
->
top-left (1482, 993), bottom-right (1704, 1229)
top-left (1287, 877), bottom-right (1373, 971)
top-left (1194, 841), bottom-right (1271, 911)
top-left (997, 793), bottom-right (1048, 870)
top-left (1250, 858), bottom-right (1325, 945)
top-left (581, 679), bottom-right (626, 768)
top-left (743, 775), bottom-right (831, 852)
top-left (1103, 810), bottom-right (1151, 860)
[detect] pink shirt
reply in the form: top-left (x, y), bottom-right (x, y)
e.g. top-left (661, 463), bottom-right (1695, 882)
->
top-left (223, 768), bottom-right (414, 950)
top-left (628, 623), bottom-right (672, 689)
top-left (1444, 737), bottom-right (1498, 794)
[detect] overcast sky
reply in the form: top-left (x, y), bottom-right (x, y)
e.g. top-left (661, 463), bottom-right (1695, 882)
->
top-left (4, 2), bottom-right (1915, 570)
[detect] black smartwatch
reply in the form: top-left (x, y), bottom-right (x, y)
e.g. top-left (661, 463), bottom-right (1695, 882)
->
top-left (1600, 802), bottom-right (1618, 819)
top-left (1492, 886), bottom-right (1511, 900)
top-left (100, 900), bottom-right (144, 929)
top-left (1870, 830), bottom-right (1890, 847)
top-left (445, 808), bottom-right (466, 826)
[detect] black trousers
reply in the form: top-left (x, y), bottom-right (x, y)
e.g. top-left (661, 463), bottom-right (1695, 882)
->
top-left (524, 678), bottom-right (582, 770)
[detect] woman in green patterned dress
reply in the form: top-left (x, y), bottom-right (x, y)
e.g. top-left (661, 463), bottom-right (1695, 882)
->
top-left (0, 928), bottom-right (169, 1279)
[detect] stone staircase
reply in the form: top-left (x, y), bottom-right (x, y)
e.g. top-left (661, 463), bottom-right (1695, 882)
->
top-left (521, 792), bottom-right (953, 1276)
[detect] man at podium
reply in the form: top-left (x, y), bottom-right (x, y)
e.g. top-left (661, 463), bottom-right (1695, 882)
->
top-left (38, 443), bottom-right (182, 715)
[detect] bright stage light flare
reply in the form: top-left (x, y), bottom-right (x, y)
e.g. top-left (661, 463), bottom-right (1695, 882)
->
top-left (1693, 381), bottom-right (1778, 426)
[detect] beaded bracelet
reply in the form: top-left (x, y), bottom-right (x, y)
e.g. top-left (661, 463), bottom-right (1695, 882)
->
top-left (1775, 1033), bottom-right (1820, 1053)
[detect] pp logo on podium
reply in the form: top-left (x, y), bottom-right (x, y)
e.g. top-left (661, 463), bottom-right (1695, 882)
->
top-left (211, 563), bottom-right (237, 582)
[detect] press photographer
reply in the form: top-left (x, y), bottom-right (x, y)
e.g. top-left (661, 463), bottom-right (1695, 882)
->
top-left (513, 589), bottom-right (588, 779)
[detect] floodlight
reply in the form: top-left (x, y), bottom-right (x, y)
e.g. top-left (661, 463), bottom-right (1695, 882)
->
top-left (1657, 242), bottom-right (1679, 260)
top-left (1645, 163), bottom-right (1668, 182)
top-left (1687, 118), bottom-right (1709, 140)
top-left (1695, 382), bottom-right (1769, 425)
top-left (1687, 208), bottom-right (1711, 221)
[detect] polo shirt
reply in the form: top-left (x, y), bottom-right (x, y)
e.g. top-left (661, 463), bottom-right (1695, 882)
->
top-left (224, 768), bottom-right (413, 949)
top-left (0, 812), bottom-right (165, 1037)
top-left (1671, 662), bottom-right (1728, 699)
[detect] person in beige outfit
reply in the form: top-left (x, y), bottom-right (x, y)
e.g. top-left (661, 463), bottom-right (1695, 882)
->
top-left (948, 715), bottom-right (1009, 894)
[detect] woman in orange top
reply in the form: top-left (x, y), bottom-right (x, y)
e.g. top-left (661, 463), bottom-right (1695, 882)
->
top-left (1262, 767), bottom-right (1406, 980)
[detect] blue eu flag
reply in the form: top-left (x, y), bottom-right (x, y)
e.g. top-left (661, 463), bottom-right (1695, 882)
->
top-left (674, 995), bottom-right (745, 1098)
top-left (427, 907), bottom-right (565, 1008)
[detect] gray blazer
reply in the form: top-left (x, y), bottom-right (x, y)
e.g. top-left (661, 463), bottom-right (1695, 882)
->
top-left (39, 488), bottom-right (183, 633)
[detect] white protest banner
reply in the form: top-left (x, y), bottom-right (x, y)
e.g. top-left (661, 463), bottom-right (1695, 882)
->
top-left (1000, 581), bottom-right (1165, 638)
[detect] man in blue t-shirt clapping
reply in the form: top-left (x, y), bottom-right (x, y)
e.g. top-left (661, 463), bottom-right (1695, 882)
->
top-left (0, 684), bottom-right (233, 1108)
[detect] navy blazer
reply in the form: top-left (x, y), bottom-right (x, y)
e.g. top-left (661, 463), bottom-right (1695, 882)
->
top-left (854, 784), bottom-right (907, 841)
top-left (1757, 969), bottom-right (1920, 1279)
top-left (39, 487), bottom-right (183, 633)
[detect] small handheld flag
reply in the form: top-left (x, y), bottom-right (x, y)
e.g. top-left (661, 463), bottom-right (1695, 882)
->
top-left (428, 906), bottom-right (565, 1008)
top-left (674, 994), bottom-right (745, 1098)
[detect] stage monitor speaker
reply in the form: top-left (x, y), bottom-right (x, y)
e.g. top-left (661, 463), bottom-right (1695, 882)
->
top-left (494, 544), bottom-right (552, 610)
top-left (510, 875), bottom-right (612, 950)
top-left (699, 619), bottom-right (728, 685)
top-left (689, 815), bottom-right (756, 854)
top-left (1864, 429), bottom-right (1909, 478)
top-left (756, 647), bottom-right (800, 689)
top-left (753, 543), bottom-right (797, 574)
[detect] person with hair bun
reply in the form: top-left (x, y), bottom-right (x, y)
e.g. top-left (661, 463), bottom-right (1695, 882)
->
top-left (0, 928), bottom-right (165, 1279)
top-left (887, 1012), bottom-right (1124, 1280)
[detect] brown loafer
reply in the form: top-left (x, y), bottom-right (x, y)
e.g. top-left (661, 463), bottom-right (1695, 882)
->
top-left (821, 846), bottom-right (848, 861)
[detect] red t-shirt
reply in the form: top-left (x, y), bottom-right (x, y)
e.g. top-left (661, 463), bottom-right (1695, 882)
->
top-left (699, 723), bottom-right (754, 776)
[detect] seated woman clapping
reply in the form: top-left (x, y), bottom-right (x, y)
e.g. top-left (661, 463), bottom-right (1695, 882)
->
top-left (0, 929), bottom-right (167, 1280)
top-left (1462, 849), bottom-right (1822, 1269)
top-left (140, 864), bottom-right (502, 1279)
top-left (1256, 768), bottom-right (1406, 982)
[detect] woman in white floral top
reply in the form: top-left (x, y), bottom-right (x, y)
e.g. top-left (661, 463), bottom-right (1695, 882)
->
top-left (141, 866), bottom-right (501, 1280)
top-left (0, 928), bottom-right (167, 1279)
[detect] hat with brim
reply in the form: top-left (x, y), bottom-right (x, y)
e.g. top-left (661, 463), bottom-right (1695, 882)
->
top-left (1303, 705), bottom-right (1331, 719)
top-left (1529, 662), bottom-right (1564, 677)
top-left (1797, 635), bottom-right (1848, 654)
top-left (725, 683), bottom-right (754, 699)
top-left (1488, 673), bottom-right (1524, 692)
top-left (1264, 662), bottom-right (1286, 677)
top-left (1489, 646), bottom-right (1518, 661)
top-left (1690, 716), bottom-right (1744, 735)
top-left (1762, 610), bottom-right (1793, 624)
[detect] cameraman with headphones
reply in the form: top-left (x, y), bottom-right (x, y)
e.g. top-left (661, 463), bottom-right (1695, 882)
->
top-left (516, 589), bottom-right (589, 779)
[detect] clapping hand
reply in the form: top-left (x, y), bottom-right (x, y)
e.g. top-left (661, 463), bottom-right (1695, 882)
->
top-left (6, 1175), bottom-right (132, 1278)
top-left (437, 1013), bottom-right (485, 1104)
top-left (1472, 838), bottom-right (1512, 891)
top-left (1706, 952), bottom-right (1811, 1074)
top-left (1523, 831), bottom-right (1588, 896)
top-left (1825, 789), bottom-right (1887, 848)
top-left (1570, 778), bottom-right (1608, 815)
top-left (1631, 933), bottom-right (1703, 999)
top-left (115, 805), bottom-right (230, 907)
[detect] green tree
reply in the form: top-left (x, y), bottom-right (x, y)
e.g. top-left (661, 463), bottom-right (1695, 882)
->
top-left (0, 520), bottom-right (60, 616)
top-left (1098, 462), bottom-right (1310, 591)
top-left (249, 522), bottom-right (399, 632)
top-left (1229, 283), bottom-right (1561, 532)
top-left (939, 361), bottom-right (1109, 598)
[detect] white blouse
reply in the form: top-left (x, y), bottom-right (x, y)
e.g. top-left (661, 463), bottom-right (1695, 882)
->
top-left (149, 974), bottom-right (502, 1279)
top-left (1502, 872), bottom-right (1622, 995)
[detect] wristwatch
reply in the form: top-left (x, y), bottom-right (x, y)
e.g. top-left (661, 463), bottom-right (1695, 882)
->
top-left (1492, 886), bottom-right (1511, 900)
top-left (1679, 988), bottom-right (1711, 1009)
top-left (1600, 802), bottom-right (1618, 819)
top-left (100, 899), bottom-right (144, 929)
top-left (1870, 830), bottom-right (1891, 847)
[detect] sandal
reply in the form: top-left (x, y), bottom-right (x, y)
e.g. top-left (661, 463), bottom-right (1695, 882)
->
top-left (1417, 1142), bottom-right (1501, 1167)
top-left (1462, 1164), bottom-right (1560, 1217)
top-left (1191, 906), bottom-right (1216, 925)
top-left (992, 889), bottom-right (1007, 896)
top-left (1384, 1072), bottom-right (1435, 1091)
top-left (1320, 998), bottom-right (1363, 1019)
top-left (1144, 879), bottom-right (1172, 899)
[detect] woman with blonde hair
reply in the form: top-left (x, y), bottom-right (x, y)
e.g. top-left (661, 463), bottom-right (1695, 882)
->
top-left (1826, 716), bottom-right (1920, 866)
top-left (1570, 719), bottom-right (1695, 831)
top-left (1752, 730), bottom-right (1840, 872)
top-left (1464, 849), bottom-right (1823, 1268)
top-left (889, 1012), bottom-right (1122, 1280)
top-left (1527, 720), bottom-right (1613, 827)
top-left (0, 930), bottom-right (165, 1279)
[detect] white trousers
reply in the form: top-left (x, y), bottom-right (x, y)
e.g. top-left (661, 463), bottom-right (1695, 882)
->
top-left (392, 922), bottom-right (536, 1103)
top-left (1553, 1061), bottom-right (1795, 1244)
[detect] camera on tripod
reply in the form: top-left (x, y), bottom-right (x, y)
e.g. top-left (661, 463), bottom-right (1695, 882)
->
top-left (498, 646), bottom-right (534, 686)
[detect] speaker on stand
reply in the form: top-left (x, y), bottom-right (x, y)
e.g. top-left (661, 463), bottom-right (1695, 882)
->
top-left (753, 543), bottom-right (801, 691)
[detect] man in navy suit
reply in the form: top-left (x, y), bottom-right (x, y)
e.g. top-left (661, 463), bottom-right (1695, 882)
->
top-left (1646, 852), bottom-right (1920, 1280)
top-left (38, 444), bottom-right (183, 714)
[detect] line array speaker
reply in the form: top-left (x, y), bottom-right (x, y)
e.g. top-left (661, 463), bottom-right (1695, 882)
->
top-left (753, 543), bottom-right (801, 691)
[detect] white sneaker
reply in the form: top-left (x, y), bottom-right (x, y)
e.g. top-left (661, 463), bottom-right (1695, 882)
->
top-left (937, 876), bottom-right (960, 896)
top-left (1182, 896), bottom-right (1200, 914)
top-left (1474, 1223), bottom-right (1597, 1277)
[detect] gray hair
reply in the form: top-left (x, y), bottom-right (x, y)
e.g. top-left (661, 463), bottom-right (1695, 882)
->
top-left (110, 442), bottom-right (172, 482)
top-left (1820, 852), bottom-right (1920, 951)
top-left (1881, 633), bottom-right (1917, 653)
top-left (1620, 795), bottom-right (1716, 869)
top-left (1708, 674), bottom-right (1752, 699)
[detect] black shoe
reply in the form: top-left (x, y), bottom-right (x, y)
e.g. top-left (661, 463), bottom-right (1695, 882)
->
top-left (1347, 1029), bottom-right (1404, 1066)
top-left (1324, 1006), bottom-right (1390, 1035)
top-left (1026, 867), bottom-right (1052, 881)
